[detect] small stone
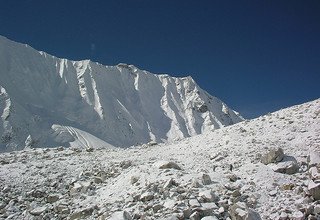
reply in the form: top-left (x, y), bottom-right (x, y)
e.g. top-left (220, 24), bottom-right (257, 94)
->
top-left (268, 190), bottom-right (277, 197)
top-left (147, 141), bottom-right (157, 146)
top-left (273, 160), bottom-right (299, 174)
top-left (229, 202), bottom-right (262, 220)
top-left (314, 204), bottom-right (320, 214)
top-left (291, 211), bottom-right (304, 220)
top-left (108, 211), bottom-right (132, 220)
top-left (227, 174), bottom-right (239, 182)
top-left (191, 178), bottom-right (201, 188)
top-left (55, 204), bottom-right (70, 214)
top-left (201, 216), bottom-right (219, 220)
top-left (308, 151), bottom-right (320, 167)
top-left (0, 201), bottom-right (6, 209)
top-left (279, 212), bottom-right (288, 220)
top-left (199, 202), bottom-right (219, 214)
top-left (120, 160), bottom-right (132, 169)
top-left (218, 207), bottom-right (225, 214)
top-left (47, 194), bottom-right (60, 203)
top-left (164, 178), bottom-right (175, 189)
top-left (152, 204), bottom-right (164, 213)
top-left (308, 180), bottom-right (320, 200)
top-left (154, 161), bottom-right (181, 170)
top-left (199, 190), bottom-right (217, 202)
top-left (202, 174), bottom-right (212, 185)
top-left (94, 176), bottom-right (103, 184)
top-left (309, 167), bottom-right (320, 180)
top-left (29, 206), bottom-right (47, 215)
top-left (189, 199), bottom-right (201, 207)
top-left (69, 207), bottom-right (94, 220)
top-left (140, 192), bottom-right (154, 202)
top-left (190, 211), bottom-right (201, 220)
top-left (261, 147), bottom-right (284, 165)
top-left (130, 176), bottom-right (139, 185)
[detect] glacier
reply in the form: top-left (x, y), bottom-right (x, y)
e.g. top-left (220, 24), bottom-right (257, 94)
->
top-left (0, 36), bottom-right (243, 152)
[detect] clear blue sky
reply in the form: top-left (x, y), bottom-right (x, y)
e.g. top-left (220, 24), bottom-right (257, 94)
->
top-left (0, 0), bottom-right (319, 118)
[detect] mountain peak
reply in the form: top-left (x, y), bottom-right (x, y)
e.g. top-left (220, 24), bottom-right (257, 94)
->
top-left (0, 36), bottom-right (243, 152)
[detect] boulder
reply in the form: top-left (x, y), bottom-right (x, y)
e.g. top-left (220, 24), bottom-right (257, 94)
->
top-left (140, 192), bottom-right (154, 202)
top-left (308, 180), bottom-right (320, 200)
top-left (29, 206), bottom-right (47, 215)
top-left (154, 161), bottom-right (181, 170)
top-left (46, 194), bottom-right (60, 203)
top-left (309, 167), bottom-right (320, 180)
top-left (308, 151), bottom-right (320, 167)
top-left (272, 160), bottom-right (299, 174)
top-left (199, 190), bottom-right (217, 202)
top-left (108, 211), bottom-right (132, 220)
top-left (70, 207), bottom-right (94, 220)
top-left (260, 148), bottom-right (284, 165)
top-left (202, 174), bottom-right (212, 185)
top-left (229, 202), bottom-right (262, 220)
top-left (291, 211), bottom-right (304, 220)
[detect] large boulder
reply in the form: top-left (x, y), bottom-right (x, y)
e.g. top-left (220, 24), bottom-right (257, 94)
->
top-left (308, 180), bottom-right (320, 200)
top-left (272, 160), bottom-right (299, 175)
top-left (308, 151), bottom-right (320, 167)
top-left (229, 202), bottom-right (262, 220)
top-left (260, 148), bottom-right (284, 165)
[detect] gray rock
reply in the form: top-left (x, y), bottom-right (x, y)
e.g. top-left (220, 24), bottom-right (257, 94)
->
top-left (309, 166), bottom-right (320, 180)
top-left (153, 204), bottom-right (164, 213)
top-left (47, 194), bottom-right (60, 203)
top-left (279, 212), bottom-right (288, 220)
top-left (164, 178), bottom-right (175, 189)
top-left (202, 174), bottom-right (212, 185)
top-left (190, 211), bottom-right (201, 220)
top-left (154, 161), bottom-right (181, 170)
top-left (189, 199), bottom-right (201, 207)
top-left (229, 202), bottom-right (262, 220)
top-left (70, 207), bottom-right (94, 220)
top-left (268, 190), bottom-right (277, 197)
top-left (201, 216), bottom-right (219, 220)
top-left (191, 178), bottom-right (202, 188)
top-left (308, 151), bottom-right (320, 167)
top-left (308, 180), bottom-right (320, 200)
top-left (54, 204), bottom-right (70, 214)
top-left (260, 147), bottom-right (284, 165)
top-left (94, 176), bottom-right (104, 184)
top-left (198, 202), bottom-right (219, 215)
top-left (130, 176), bottom-right (139, 185)
top-left (291, 211), bottom-right (304, 220)
top-left (29, 206), bottom-right (47, 216)
top-left (199, 190), bottom-right (217, 202)
top-left (140, 192), bottom-right (154, 202)
top-left (272, 160), bottom-right (299, 174)
top-left (108, 211), bottom-right (132, 220)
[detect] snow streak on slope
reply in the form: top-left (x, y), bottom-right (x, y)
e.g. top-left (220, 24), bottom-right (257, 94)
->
top-left (0, 36), bottom-right (242, 151)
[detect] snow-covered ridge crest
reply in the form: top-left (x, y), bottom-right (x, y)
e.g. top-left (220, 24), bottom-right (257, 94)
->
top-left (0, 36), bottom-right (243, 152)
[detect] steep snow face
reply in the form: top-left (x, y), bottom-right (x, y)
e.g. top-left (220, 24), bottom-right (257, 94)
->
top-left (0, 36), bottom-right (243, 151)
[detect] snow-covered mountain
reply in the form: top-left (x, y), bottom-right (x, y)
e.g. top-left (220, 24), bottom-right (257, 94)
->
top-left (0, 36), bottom-right (243, 152)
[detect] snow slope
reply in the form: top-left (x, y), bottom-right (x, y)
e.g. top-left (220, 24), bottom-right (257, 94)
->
top-left (0, 36), bottom-right (242, 152)
top-left (0, 98), bottom-right (319, 219)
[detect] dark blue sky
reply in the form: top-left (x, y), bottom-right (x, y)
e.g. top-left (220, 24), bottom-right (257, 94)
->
top-left (1, 1), bottom-right (319, 118)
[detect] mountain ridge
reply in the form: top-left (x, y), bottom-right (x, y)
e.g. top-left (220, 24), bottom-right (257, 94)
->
top-left (0, 36), bottom-right (243, 152)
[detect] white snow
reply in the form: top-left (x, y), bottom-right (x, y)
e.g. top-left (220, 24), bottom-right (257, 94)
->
top-left (0, 36), bottom-right (242, 152)
top-left (0, 97), bottom-right (319, 219)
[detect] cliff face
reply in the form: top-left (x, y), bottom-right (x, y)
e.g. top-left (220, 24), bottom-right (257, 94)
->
top-left (0, 36), bottom-right (243, 151)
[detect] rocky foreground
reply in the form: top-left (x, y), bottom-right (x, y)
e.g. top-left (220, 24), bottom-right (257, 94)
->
top-left (0, 98), bottom-right (320, 220)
